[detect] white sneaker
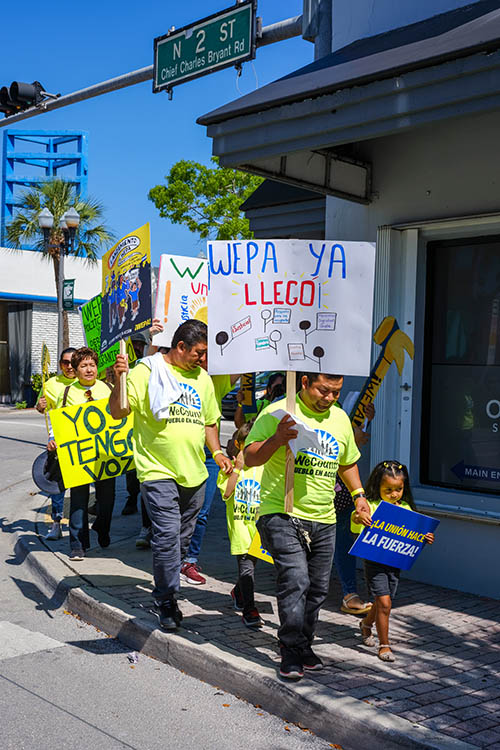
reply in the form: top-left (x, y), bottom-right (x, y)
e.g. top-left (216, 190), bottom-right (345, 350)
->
top-left (136, 527), bottom-right (152, 549)
top-left (45, 522), bottom-right (62, 540)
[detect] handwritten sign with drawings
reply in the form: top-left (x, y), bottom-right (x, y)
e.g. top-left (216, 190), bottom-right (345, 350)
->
top-left (79, 294), bottom-right (136, 373)
top-left (101, 223), bottom-right (152, 352)
top-left (50, 398), bottom-right (135, 489)
top-left (349, 501), bottom-right (439, 571)
top-left (153, 254), bottom-right (208, 348)
top-left (207, 239), bottom-right (375, 376)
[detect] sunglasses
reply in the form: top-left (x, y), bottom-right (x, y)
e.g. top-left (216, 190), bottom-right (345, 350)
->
top-left (61, 359), bottom-right (73, 366)
top-left (84, 390), bottom-right (94, 402)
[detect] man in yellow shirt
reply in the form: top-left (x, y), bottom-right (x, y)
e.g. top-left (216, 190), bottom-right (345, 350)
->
top-left (111, 320), bottom-right (232, 631)
top-left (245, 372), bottom-right (371, 680)
top-left (35, 347), bottom-right (76, 540)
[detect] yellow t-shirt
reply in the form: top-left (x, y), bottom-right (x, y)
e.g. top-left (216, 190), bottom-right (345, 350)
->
top-left (246, 395), bottom-right (360, 524)
top-left (350, 499), bottom-right (413, 534)
top-left (218, 463), bottom-right (264, 555)
top-left (55, 379), bottom-right (112, 407)
top-left (42, 374), bottom-right (76, 410)
top-left (127, 361), bottom-right (220, 486)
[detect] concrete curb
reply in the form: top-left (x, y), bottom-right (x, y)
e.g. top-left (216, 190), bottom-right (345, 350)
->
top-left (8, 481), bottom-right (476, 750)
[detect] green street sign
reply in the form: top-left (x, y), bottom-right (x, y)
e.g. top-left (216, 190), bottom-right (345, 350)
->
top-left (153, 1), bottom-right (256, 93)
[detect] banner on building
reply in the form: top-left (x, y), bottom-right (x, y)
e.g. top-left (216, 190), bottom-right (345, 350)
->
top-left (63, 279), bottom-right (75, 310)
top-left (79, 294), bottom-right (136, 374)
top-left (207, 239), bottom-right (375, 376)
top-left (50, 398), bottom-right (135, 489)
top-left (101, 223), bottom-right (152, 352)
top-left (153, 254), bottom-right (208, 348)
top-left (349, 501), bottom-right (439, 571)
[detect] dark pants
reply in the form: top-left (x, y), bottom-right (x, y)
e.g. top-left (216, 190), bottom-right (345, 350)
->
top-left (126, 470), bottom-right (151, 528)
top-left (184, 449), bottom-right (220, 563)
top-left (257, 513), bottom-right (336, 650)
top-left (234, 553), bottom-right (258, 614)
top-left (141, 479), bottom-right (206, 604)
top-left (333, 504), bottom-right (357, 596)
top-left (69, 479), bottom-right (115, 551)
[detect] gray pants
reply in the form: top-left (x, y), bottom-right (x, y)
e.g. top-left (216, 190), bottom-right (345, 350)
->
top-left (141, 479), bottom-right (206, 604)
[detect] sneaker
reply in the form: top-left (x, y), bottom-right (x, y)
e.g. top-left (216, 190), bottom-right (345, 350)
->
top-left (242, 608), bottom-right (263, 629)
top-left (69, 548), bottom-right (85, 562)
top-left (136, 527), bottom-right (152, 549)
top-left (180, 562), bottom-right (206, 585)
top-left (151, 600), bottom-right (179, 631)
top-left (279, 646), bottom-right (304, 680)
top-left (45, 522), bottom-right (62, 540)
top-left (301, 645), bottom-right (324, 671)
top-left (230, 586), bottom-right (244, 612)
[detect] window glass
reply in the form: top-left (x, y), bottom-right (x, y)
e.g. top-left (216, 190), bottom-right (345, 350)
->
top-left (422, 237), bottom-right (500, 493)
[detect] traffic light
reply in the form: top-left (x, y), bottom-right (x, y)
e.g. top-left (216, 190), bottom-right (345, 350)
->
top-left (0, 81), bottom-right (45, 117)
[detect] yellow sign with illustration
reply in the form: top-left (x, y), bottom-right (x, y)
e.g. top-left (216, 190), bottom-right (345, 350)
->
top-left (248, 530), bottom-right (274, 565)
top-left (51, 398), bottom-right (135, 489)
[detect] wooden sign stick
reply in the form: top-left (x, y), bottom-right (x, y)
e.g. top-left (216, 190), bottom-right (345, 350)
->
top-left (284, 370), bottom-right (296, 513)
top-left (119, 339), bottom-right (127, 410)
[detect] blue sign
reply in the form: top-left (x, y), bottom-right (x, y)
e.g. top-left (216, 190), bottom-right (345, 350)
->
top-left (451, 460), bottom-right (500, 483)
top-left (349, 501), bottom-right (439, 571)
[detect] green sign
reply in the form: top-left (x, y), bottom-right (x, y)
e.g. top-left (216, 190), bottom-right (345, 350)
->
top-left (63, 279), bottom-right (75, 310)
top-left (79, 294), bottom-right (136, 374)
top-left (153, 1), bottom-right (256, 93)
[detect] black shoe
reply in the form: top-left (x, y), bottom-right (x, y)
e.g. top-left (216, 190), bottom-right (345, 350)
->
top-left (301, 645), bottom-right (324, 671)
top-left (121, 500), bottom-right (138, 516)
top-left (151, 601), bottom-right (179, 631)
top-left (279, 646), bottom-right (304, 680)
top-left (92, 523), bottom-right (110, 548)
top-left (242, 608), bottom-right (263, 629)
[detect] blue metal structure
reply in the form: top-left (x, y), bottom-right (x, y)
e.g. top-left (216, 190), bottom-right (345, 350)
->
top-left (1, 129), bottom-right (88, 246)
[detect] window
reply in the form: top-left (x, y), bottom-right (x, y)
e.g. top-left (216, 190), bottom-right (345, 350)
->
top-left (422, 236), bottom-right (500, 493)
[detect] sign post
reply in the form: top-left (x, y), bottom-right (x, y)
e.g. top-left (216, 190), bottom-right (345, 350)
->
top-left (153, 1), bottom-right (256, 95)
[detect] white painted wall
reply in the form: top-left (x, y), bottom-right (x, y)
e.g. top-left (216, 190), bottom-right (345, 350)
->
top-left (331, 0), bottom-right (476, 52)
top-left (31, 303), bottom-right (85, 375)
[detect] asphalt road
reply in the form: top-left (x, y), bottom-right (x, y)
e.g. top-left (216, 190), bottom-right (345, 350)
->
top-left (0, 410), bottom-right (335, 750)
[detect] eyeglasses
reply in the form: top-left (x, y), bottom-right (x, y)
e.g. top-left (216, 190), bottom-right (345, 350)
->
top-left (61, 359), bottom-right (73, 366)
top-left (84, 390), bottom-right (94, 402)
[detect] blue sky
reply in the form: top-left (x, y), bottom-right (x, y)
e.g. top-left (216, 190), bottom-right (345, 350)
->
top-left (1, 1), bottom-right (313, 265)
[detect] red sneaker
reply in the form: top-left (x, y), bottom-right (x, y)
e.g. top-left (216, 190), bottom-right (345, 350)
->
top-left (180, 562), bottom-right (206, 585)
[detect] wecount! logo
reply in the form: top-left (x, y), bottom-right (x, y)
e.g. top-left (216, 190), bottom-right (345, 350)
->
top-left (174, 383), bottom-right (202, 411)
top-left (302, 429), bottom-right (339, 460)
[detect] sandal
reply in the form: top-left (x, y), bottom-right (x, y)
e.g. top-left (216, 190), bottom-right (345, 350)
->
top-left (359, 619), bottom-right (376, 647)
top-left (378, 645), bottom-right (395, 662)
top-left (341, 593), bottom-right (372, 615)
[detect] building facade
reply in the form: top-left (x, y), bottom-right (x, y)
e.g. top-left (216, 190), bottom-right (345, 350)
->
top-left (199, 0), bottom-right (500, 598)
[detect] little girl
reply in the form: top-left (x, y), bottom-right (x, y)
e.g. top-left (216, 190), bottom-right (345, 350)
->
top-left (351, 460), bottom-right (435, 662)
top-left (217, 423), bottom-right (264, 629)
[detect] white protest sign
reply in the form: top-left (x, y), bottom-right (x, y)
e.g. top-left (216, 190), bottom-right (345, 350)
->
top-left (207, 239), bottom-right (375, 376)
top-left (153, 254), bottom-right (208, 348)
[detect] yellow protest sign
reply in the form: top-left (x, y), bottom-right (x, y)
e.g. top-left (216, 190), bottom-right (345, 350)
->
top-left (248, 530), bottom-right (274, 565)
top-left (50, 398), bottom-right (134, 489)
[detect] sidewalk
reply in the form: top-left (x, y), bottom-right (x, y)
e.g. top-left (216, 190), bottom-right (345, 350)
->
top-left (9, 474), bottom-right (500, 750)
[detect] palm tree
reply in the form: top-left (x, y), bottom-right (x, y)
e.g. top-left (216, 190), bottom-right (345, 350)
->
top-left (6, 178), bottom-right (114, 350)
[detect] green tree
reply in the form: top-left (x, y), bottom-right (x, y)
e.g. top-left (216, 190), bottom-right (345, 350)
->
top-left (6, 178), bottom-right (113, 349)
top-left (148, 157), bottom-right (263, 241)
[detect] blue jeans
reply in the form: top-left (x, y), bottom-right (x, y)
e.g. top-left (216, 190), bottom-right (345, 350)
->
top-left (333, 504), bottom-right (358, 596)
top-left (50, 492), bottom-right (65, 522)
top-left (184, 450), bottom-right (220, 564)
top-left (141, 479), bottom-right (206, 603)
top-left (257, 513), bottom-right (336, 650)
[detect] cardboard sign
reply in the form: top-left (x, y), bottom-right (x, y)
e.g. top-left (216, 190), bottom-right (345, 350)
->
top-left (50, 398), bottom-right (135, 489)
top-left (101, 223), bottom-right (152, 352)
top-left (153, 254), bottom-right (208, 348)
top-left (79, 295), bottom-right (136, 373)
top-left (207, 239), bottom-right (375, 376)
top-left (248, 530), bottom-right (274, 565)
top-left (349, 501), bottom-right (439, 571)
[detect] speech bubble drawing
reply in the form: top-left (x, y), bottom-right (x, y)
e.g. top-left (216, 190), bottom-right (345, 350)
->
top-left (215, 316), bottom-right (252, 355)
top-left (255, 336), bottom-right (270, 350)
top-left (316, 312), bottom-right (337, 331)
top-left (273, 308), bottom-right (292, 324)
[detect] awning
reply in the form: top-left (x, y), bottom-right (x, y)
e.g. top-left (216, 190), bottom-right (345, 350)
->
top-left (198, 0), bottom-right (500, 203)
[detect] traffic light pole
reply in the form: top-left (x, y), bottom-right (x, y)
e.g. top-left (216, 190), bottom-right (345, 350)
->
top-left (0, 15), bottom-right (303, 128)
